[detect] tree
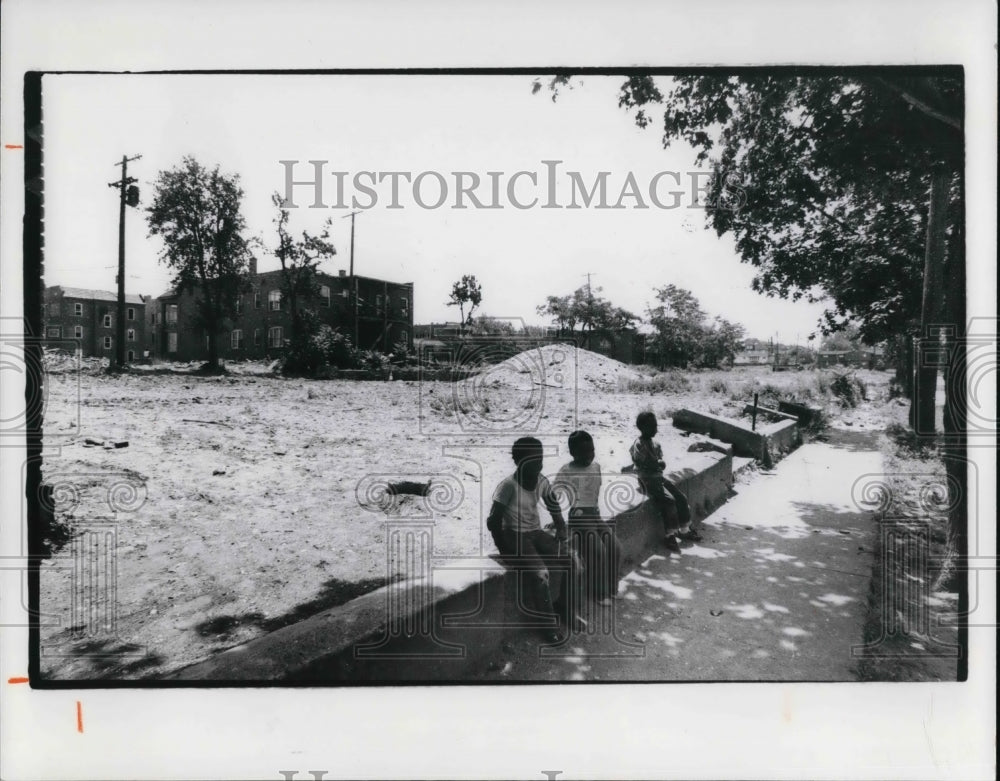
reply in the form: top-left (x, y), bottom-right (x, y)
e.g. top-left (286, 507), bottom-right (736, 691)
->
top-left (646, 285), bottom-right (745, 368)
top-left (270, 192), bottom-right (337, 363)
top-left (147, 157), bottom-right (256, 371)
top-left (447, 275), bottom-right (483, 334)
top-left (820, 324), bottom-right (863, 352)
top-left (536, 285), bottom-right (639, 336)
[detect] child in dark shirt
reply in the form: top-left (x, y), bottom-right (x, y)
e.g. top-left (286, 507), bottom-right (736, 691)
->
top-left (629, 411), bottom-right (702, 553)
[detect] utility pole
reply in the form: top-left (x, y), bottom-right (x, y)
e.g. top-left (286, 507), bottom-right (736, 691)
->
top-left (108, 154), bottom-right (141, 369)
top-left (343, 210), bottom-right (362, 347)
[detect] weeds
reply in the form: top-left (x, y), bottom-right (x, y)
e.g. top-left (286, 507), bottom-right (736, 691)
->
top-left (617, 371), bottom-right (692, 394)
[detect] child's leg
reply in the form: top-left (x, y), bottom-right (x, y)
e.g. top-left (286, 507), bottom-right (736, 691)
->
top-left (571, 508), bottom-right (607, 601)
top-left (642, 477), bottom-right (679, 534)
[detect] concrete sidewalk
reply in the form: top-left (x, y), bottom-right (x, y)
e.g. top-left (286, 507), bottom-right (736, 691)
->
top-left (475, 430), bottom-right (883, 681)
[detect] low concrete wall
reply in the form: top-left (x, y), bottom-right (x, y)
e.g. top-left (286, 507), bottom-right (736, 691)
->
top-left (778, 400), bottom-right (823, 427)
top-left (673, 409), bottom-right (800, 468)
top-left (742, 403), bottom-right (798, 422)
top-left (168, 451), bottom-right (733, 682)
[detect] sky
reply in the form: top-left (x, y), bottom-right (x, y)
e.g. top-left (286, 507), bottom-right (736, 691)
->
top-left (43, 73), bottom-right (830, 343)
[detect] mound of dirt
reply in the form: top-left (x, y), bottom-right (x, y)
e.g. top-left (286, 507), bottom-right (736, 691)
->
top-left (475, 343), bottom-right (644, 393)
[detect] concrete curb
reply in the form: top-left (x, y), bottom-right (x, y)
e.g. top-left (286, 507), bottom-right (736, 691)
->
top-left (672, 408), bottom-right (801, 467)
top-left (168, 451), bottom-right (734, 682)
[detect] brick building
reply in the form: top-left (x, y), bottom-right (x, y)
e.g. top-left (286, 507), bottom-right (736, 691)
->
top-left (42, 286), bottom-right (149, 361)
top-left (150, 268), bottom-right (413, 362)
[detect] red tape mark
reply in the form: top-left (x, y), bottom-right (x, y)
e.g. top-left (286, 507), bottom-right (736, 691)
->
top-left (76, 701), bottom-right (83, 733)
top-left (7, 677), bottom-right (29, 684)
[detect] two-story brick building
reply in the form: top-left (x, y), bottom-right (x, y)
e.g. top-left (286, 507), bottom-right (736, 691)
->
top-left (42, 286), bottom-right (149, 361)
top-left (150, 267), bottom-right (413, 362)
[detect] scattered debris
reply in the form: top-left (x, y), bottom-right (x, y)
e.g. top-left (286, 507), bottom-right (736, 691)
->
top-left (710, 609), bottom-right (724, 617)
top-left (182, 419), bottom-right (232, 428)
top-left (212, 469), bottom-right (227, 476)
top-left (387, 480), bottom-right (431, 496)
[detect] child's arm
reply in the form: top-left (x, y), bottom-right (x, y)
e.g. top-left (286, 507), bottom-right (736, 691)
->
top-left (541, 479), bottom-right (568, 540)
top-left (486, 500), bottom-right (507, 550)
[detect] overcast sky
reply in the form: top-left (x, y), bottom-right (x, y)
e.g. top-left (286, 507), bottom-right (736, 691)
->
top-left (44, 73), bottom-right (829, 343)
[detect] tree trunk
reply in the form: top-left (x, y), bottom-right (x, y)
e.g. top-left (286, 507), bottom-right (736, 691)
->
top-left (894, 333), bottom-right (913, 396)
top-left (910, 166), bottom-right (949, 435)
top-left (940, 181), bottom-right (966, 679)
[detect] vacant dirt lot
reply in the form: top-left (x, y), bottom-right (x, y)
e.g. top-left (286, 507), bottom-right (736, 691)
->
top-left (38, 346), bottom-right (893, 679)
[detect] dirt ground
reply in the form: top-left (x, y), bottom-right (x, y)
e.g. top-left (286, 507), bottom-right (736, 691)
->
top-left (38, 346), bottom-right (896, 679)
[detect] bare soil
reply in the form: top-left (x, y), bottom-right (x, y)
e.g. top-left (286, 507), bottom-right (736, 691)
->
top-left (38, 347), bottom-right (898, 679)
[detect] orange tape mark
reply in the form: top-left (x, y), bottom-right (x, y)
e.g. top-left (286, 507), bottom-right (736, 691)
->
top-left (4, 144), bottom-right (23, 149)
top-left (76, 701), bottom-right (83, 733)
top-left (7, 676), bottom-right (29, 684)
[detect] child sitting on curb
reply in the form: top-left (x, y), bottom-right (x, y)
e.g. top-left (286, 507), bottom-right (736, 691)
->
top-left (486, 436), bottom-right (588, 641)
top-left (554, 430), bottom-right (624, 605)
top-left (629, 411), bottom-right (702, 553)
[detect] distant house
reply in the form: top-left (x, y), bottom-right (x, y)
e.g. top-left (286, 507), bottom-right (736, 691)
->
top-left (150, 266), bottom-right (413, 362)
top-left (733, 349), bottom-right (771, 365)
top-left (43, 286), bottom-right (148, 361)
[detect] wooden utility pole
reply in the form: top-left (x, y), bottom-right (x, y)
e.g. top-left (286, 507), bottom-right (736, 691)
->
top-left (343, 210), bottom-right (362, 347)
top-left (108, 154), bottom-right (141, 369)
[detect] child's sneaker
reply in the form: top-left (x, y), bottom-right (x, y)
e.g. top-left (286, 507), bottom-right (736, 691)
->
top-left (665, 535), bottom-right (682, 553)
top-left (678, 529), bottom-right (703, 542)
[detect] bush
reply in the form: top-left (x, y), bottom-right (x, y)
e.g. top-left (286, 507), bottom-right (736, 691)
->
top-left (279, 325), bottom-right (386, 376)
top-left (830, 371), bottom-right (867, 408)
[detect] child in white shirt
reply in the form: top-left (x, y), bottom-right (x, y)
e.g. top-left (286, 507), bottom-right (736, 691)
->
top-left (554, 430), bottom-right (623, 605)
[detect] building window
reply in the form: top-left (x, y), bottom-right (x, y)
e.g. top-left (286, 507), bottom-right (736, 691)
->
top-left (103, 314), bottom-right (112, 328)
top-left (127, 307), bottom-right (135, 321)
top-left (268, 290), bottom-right (281, 311)
top-left (204, 334), bottom-right (210, 350)
top-left (168, 332), bottom-right (178, 353)
top-left (74, 325), bottom-right (83, 339)
top-left (103, 336), bottom-right (112, 350)
top-left (127, 350), bottom-right (135, 362)
top-left (74, 303), bottom-right (83, 317)
top-left (127, 329), bottom-right (136, 341)
top-left (231, 329), bottom-right (243, 350)
top-left (156, 311), bottom-right (162, 325)
top-left (253, 328), bottom-right (261, 346)
top-left (268, 326), bottom-right (283, 348)
top-left (400, 330), bottom-right (409, 344)
top-left (47, 326), bottom-right (61, 338)
top-left (375, 294), bottom-right (384, 314)
top-left (235, 296), bottom-right (243, 314)
top-left (400, 296), bottom-right (409, 316)
top-left (254, 290), bottom-right (262, 309)
top-left (320, 285), bottom-right (331, 306)
top-left (166, 304), bottom-right (178, 323)
top-left (341, 289), bottom-right (349, 299)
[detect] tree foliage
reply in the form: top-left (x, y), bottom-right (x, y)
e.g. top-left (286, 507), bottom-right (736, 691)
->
top-left (646, 284), bottom-right (746, 368)
top-left (447, 275), bottom-right (483, 333)
top-left (612, 73), bottom-right (963, 344)
top-left (146, 157), bottom-right (256, 370)
top-left (536, 285), bottom-right (639, 335)
top-left (270, 193), bottom-right (337, 374)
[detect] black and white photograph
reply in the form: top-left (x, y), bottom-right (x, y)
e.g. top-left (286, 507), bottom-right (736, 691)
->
top-left (1, 2), bottom-right (995, 779)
